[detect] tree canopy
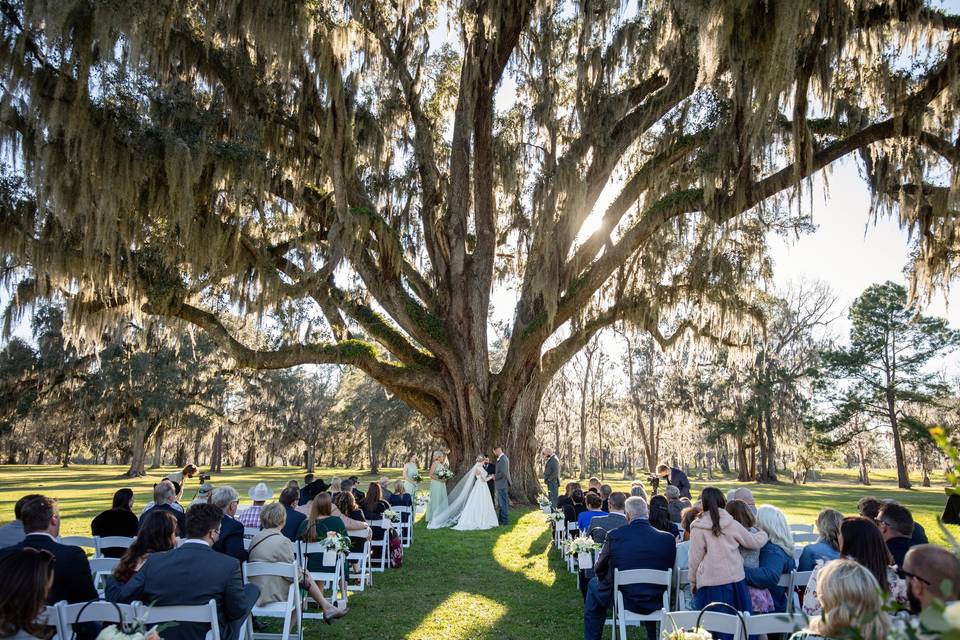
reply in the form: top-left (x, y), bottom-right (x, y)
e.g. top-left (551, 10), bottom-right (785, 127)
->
top-left (1, 0), bottom-right (959, 496)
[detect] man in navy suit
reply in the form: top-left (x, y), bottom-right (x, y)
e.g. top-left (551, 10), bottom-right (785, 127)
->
top-left (583, 496), bottom-right (676, 640)
top-left (140, 480), bottom-right (186, 536)
top-left (210, 486), bottom-right (247, 562)
top-left (113, 503), bottom-right (259, 640)
top-left (4, 495), bottom-right (99, 605)
top-left (278, 487), bottom-right (306, 541)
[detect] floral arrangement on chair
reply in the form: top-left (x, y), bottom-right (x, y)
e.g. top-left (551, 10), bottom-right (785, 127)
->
top-left (319, 531), bottom-right (352, 555)
top-left (662, 628), bottom-right (713, 640)
top-left (537, 494), bottom-right (552, 508)
top-left (545, 511), bottom-right (565, 524)
top-left (383, 509), bottom-right (400, 523)
top-left (563, 535), bottom-right (601, 556)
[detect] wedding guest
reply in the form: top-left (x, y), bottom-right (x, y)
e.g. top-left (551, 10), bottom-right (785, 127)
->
top-left (675, 506), bottom-right (701, 609)
top-left (105, 509), bottom-right (178, 600)
top-left (248, 503), bottom-right (346, 622)
top-left (563, 489), bottom-right (587, 530)
top-left (789, 559), bottom-right (889, 640)
top-left (298, 474), bottom-right (315, 506)
top-left (557, 482), bottom-right (581, 511)
top-left (348, 477), bottom-right (365, 502)
top-left (582, 497), bottom-right (675, 640)
top-left (798, 508), bottom-right (842, 571)
top-left (139, 480), bottom-right (186, 536)
top-left (745, 504), bottom-right (796, 614)
top-left (542, 447), bottom-right (560, 507)
top-left (802, 516), bottom-right (907, 616)
top-left (665, 485), bottom-right (691, 523)
top-left (629, 482), bottom-right (648, 501)
top-left (577, 492), bottom-right (606, 532)
top-left (165, 464), bottom-right (199, 487)
top-left (91, 488), bottom-right (139, 556)
top-left (210, 486), bottom-right (247, 562)
top-left (334, 491), bottom-right (369, 554)
top-left (297, 493), bottom-right (352, 584)
top-left (379, 478), bottom-right (393, 501)
top-left (286, 480), bottom-right (299, 490)
top-left (656, 463), bottom-right (691, 499)
top-left (0, 546), bottom-right (55, 640)
top-left (725, 500), bottom-right (771, 613)
top-left (687, 487), bottom-right (768, 616)
top-left (0, 494), bottom-right (41, 549)
top-left (299, 475), bottom-right (329, 507)
top-left (732, 488), bottom-right (757, 515)
top-left (587, 492), bottom-right (628, 543)
top-left (113, 503), bottom-right (260, 640)
top-left (902, 544), bottom-right (960, 614)
top-left (599, 485), bottom-right (612, 512)
top-left (649, 495), bottom-right (680, 538)
top-left (189, 483), bottom-right (215, 507)
top-left (388, 481), bottom-right (412, 508)
top-left (858, 497), bottom-right (927, 545)
top-left (328, 477), bottom-right (343, 499)
top-left (587, 477), bottom-right (601, 494)
top-left (877, 502), bottom-right (916, 568)
top-left (363, 483), bottom-right (390, 518)
top-left (237, 483), bottom-right (272, 528)
top-left (278, 487), bottom-right (305, 542)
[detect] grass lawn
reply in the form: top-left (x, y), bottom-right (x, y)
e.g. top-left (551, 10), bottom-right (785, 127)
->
top-left (0, 464), bottom-right (956, 639)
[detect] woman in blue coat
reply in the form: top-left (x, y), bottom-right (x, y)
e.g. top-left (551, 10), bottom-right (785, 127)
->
top-left (744, 505), bottom-right (797, 612)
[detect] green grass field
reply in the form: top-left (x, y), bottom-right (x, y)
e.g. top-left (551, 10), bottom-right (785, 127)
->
top-left (0, 465), bottom-right (955, 639)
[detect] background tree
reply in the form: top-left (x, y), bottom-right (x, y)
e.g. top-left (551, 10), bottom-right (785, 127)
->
top-left (814, 281), bottom-right (957, 488)
top-left (2, 1), bottom-right (959, 497)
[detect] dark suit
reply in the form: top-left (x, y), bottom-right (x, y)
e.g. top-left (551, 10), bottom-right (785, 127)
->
top-left (664, 467), bottom-right (691, 499)
top-left (583, 518), bottom-right (676, 640)
top-left (887, 536), bottom-right (913, 569)
top-left (298, 479), bottom-right (329, 506)
top-left (92, 509), bottom-right (139, 557)
top-left (483, 462), bottom-right (496, 500)
top-left (140, 504), bottom-right (186, 537)
top-left (112, 542), bottom-right (259, 640)
top-left (281, 505), bottom-right (306, 542)
top-left (212, 515), bottom-right (247, 562)
top-left (543, 455), bottom-right (560, 506)
top-left (5, 533), bottom-right (98, 605)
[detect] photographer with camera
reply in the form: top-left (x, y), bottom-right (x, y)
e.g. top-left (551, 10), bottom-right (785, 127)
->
top-left (165, 464), bottom-right (200, 486)
top-left (654, 463), bottom-right (691, 499)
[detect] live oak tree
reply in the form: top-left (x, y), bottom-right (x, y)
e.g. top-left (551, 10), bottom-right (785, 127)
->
top-left (1, 1), bottom-right (959, 498)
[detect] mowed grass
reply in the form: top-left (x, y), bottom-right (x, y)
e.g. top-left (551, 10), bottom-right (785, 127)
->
top-left (0, 464), bottom-right (956, 639)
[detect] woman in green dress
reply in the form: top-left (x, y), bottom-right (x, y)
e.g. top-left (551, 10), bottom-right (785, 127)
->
top-left (297, 492), bottom-right (350, 590)
top-left (426, 450), bottom-right (449, 524)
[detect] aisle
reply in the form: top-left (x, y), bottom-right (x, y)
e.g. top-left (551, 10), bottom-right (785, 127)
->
top-left (309, 508), bottom-right (583, 640)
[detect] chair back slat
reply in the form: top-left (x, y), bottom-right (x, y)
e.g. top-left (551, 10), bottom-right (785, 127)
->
top-left (789, 523), bottom-right (814, 533)
top-left (242, 560), bottom-right (298, 580)
top-left (136, 599), bottom-right (219, 627)
top-left (793, 532), bottom-right (818, 544)
top-left (614, 568), bottom-right (673, 588)
top-left (747, 613), bottom-right (807, 635)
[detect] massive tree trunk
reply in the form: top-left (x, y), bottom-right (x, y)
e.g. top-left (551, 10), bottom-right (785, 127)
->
top-left (885, 387), bottom-right (911, 489)
top-left (150, 424), bottom-right (165, 469)
top-left (124, 419), bottom-right (160, 478)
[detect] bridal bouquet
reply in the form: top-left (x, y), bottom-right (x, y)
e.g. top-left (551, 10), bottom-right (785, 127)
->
top-left (435, 465), bottom-right (455, 481)
top-left (412, 473), bottom-right (423, 483)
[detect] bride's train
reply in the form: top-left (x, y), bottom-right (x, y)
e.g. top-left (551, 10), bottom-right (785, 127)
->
top-left (427, 458), bottom-right (500, 531)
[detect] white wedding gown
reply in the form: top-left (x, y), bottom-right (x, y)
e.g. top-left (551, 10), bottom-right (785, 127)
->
top-left (427, 463), bottom-right (500, 531)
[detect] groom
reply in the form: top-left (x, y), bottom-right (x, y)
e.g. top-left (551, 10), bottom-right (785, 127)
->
top-left (493, 446), bottom-right (511, 526)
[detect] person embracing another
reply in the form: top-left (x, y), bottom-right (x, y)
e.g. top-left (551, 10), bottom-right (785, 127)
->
top-left (542, 447), bottom-right (560, 507)
top-left (493, 447), bottom-right (511, 526)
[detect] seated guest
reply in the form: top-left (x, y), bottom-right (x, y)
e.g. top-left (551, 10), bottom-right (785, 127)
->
top-left (248, 503), bottom-right (346, 622)
top-left (745, 504), bottom-right (797, 614)
top-left (105, 509), bottom-right (178, 600)
top-left (286, 480), bottom-right (299, 490)
top-left (112, 503), bottom-right (260, 640)
top-left (859, 496), bottom-right (927, 545)
top-left (688, 487), bottom-right (768, 615)
top-left (725, 500), bottom-right (771, 613)
top-left (583, 497), bottom-right (676, 640)
top-left (665, 485), bottom-right (691, 523)
top-left (586, 492), bottom-right (628, 543)
top-left (348, 477), bottom-right (365, 502)
top-left (298, 474), bottom-right (315, 506)
top-left (789, 559), bottom-right (889, 640)
top-left (802, 516), bottom-right (907, 616)
top-left (902, 544), bottom-right (960, 614)
top-left (577, 492), bottom-right (606, 532)
top-left (334, 491), bottom-right (368, 554)
top-left (0, 546), bottom-right (55, 640)
top-left (0, 494), bottom-right (41, 549)
top-left (798, 508), bottom-right (842, 571)
top-left (732, 487), bottom-right (757, 515)
top-left (587, 477), bottom-right (601, 494)
top-left (388, 481), bottom-right (412, 508)
top-left (140, 480), bottom-right (186, 536)
top-left (297, 493), bottom-right (351, 584)
top-left (189, 483), bottom-right (215, 507)
top-left (648, 495), bottom-right (680, 538)
top-left (675, 506), bottom-right (701, 609)
top-left (237, 483), bottom-right (272, 528)
top-left (379, 478), bottom-right (393, 501)
top-left (298, 474), bottom-right (329, 507)
top-left (278, 487), bottom-right (306, 542)
top-left (210, 487), bottom-right (247, 562)
top-left (91, 488), bottom-right (139, 557)
top-left (165, 463), bottom-right (199, 487)
top-left (328, 477), bottom-right (343, 499)
top-left (563, 489), bottom-right (587, 530)
top-left (877, 502), bottom-right (915, 568)
top-left (4, 496), bottom-right (98, 606)
top-left (362, 483), bottom-right (390, 518)
top-left (557, 482), bottom-right (581, 511)
top-left (599, 485), bottom-right (612, 512)
top-left (629, 482), bottom-right (648, 500)
top-left (656, 463), bottom-right (691, 499)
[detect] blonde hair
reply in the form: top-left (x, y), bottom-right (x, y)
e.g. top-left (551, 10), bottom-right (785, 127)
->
top-left (329, 477), bottom-right (342, 493)
top-left (756, 504), bottom-right (794, 555)
top-left (813, 559), bottom-right (889, 639)
top-left (259, 502), bottom-right (286, 529)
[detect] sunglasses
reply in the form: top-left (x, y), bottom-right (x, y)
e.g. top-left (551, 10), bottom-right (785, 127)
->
top-left (899, 569), bottom-right (930, 585)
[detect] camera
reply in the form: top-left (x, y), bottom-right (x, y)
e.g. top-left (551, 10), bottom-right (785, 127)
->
top-left (199, 472), bottom-right (212, 483)
top-left (647, 474), bottom-right (660, 495)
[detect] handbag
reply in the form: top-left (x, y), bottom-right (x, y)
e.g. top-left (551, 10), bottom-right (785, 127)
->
top-left (389, 534), bottom-right (403, 568)
top-left (689, 602), bottom-right (748, 639)
top-left (69, 599), bottom-right (130, 640)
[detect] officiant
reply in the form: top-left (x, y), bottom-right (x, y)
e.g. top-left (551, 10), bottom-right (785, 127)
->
top-left (483, 456), bottom-right (496, 500)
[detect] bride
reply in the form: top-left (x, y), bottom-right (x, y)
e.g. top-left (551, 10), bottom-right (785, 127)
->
top-left (427, 455), bottom-right (499, 531)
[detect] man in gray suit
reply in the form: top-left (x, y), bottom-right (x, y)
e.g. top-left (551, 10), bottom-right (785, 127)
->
top-left (542, 447), bottom-right (560, 507)
top-left (112, 503), bottom-right (260, 640)
top-left (493, 446), bottom-right (511, 526)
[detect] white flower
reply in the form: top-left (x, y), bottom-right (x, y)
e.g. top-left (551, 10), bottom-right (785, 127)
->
top-left (944, 601), bottom-right (960, 629)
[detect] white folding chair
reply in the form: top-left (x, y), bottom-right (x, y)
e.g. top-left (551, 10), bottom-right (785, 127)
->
top-left (613, 568), bottom-right (672, 640)
top-left (747, 613), bottom-right (807, 635)
top-left (36, 602), bottom-right (63, 640)
top-left (564, 523), bottom-right (579, 573)
top-left (673, 568), bottom-right (692, 611)
top-left (793, 532), bottom-right (818, 544)
top-left (790, 570), bottom-right (814, 613)
top-left (295, 541), bottom-right (346, 610)
top-left (89, 557), bottom-right (120, 596)
top-left (242, 561), bottom-right (302, 640)
top-left (134, 599), bottom-right (222, 640)
top-left (663, 610), bottom-right (744, 640)
top-left (792, 546), bottom-right (804, 563)
top-left (59, 536), bottom-right (99, 555)
top-left (96, 536), bottom-right (135, 558)
top-left (346, 532), bottom-right (372, 591)
top-left (369, 520), bottom-right (391, 573)
top-left (553, 519), bottom-right (565, 550)
top-left (392, 506), bottom-right (414, 547)
top-left (789, 523), bottom-right (814, 534)
top-left (57, 600), bottom-right (139, 639)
